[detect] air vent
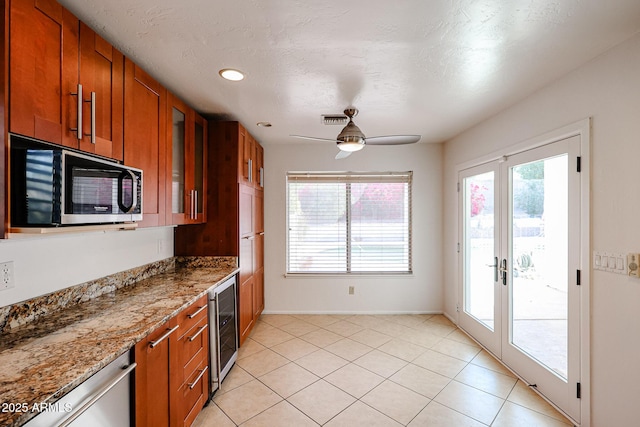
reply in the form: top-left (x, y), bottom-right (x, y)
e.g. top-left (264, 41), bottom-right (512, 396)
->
top-left (322, 114), bottom-right (348, 125)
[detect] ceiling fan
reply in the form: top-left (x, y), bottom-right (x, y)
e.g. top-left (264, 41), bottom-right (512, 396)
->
top-left (291, 107), bottom-right (421, 159)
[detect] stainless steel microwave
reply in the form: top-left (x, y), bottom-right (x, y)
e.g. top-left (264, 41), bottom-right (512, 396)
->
top-left (10, 136), bottom-right (143, 226)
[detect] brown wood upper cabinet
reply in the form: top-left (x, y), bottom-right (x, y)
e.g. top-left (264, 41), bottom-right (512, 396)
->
top-left (239, 129), bottom-right (264, 188)
top-left (123, 59), bottom-right (166, 228)
top-left (166, 93), bottom-right (207, 225)
top-left (9, 0), bottom-right (124, 160)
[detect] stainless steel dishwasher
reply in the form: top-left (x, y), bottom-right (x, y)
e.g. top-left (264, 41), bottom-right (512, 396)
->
top-left (24, 351), bottom-right (135, 426)
top-left (208, 276), bottom-right (238, 396)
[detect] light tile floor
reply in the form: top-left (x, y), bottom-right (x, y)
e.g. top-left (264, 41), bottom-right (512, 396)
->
top-left (193, 314), bottom-right (574, 427)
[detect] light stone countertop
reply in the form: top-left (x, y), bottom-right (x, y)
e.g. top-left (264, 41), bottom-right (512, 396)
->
top-left (0, 260), bottom-right (239, 427)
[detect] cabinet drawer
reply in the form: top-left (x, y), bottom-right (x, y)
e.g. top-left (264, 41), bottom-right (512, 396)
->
top-left (183, 344), bottom-right (206, 386)
top-left (181, 359), bottom-right (208, 427)
top-left (181, 316), bottom-right (208, 365)
top-left (177, 295), bottom-right (208, 338)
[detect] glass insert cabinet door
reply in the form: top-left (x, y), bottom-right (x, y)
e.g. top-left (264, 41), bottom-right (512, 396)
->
top-left (171, 106), bottom-right (186, 216)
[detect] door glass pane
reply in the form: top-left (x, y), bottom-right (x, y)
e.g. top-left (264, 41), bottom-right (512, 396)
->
top-left (511, 155), bottom-right (568, 379)
top-left (463, 171), bottom-right (495, 330)
top-left (171, 108), bottom-right (185, 214)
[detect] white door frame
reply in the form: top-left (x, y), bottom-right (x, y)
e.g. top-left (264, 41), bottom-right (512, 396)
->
top-left (455, 118), bottom-right (591, 426)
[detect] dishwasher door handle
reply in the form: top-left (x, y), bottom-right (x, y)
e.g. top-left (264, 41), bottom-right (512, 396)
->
top-left (57, 363), bottom-right (137, 427)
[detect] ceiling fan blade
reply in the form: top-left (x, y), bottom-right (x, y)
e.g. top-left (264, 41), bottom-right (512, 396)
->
top-left (365, 135), bottom-right (421, 145)
top-left (335, 150), bottom-right (352, 159)
top-left (290, 135), bottom-right (338, 142)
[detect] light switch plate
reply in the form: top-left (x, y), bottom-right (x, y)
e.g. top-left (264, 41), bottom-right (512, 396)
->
top-left (594, 251), bottom-right (627, 274)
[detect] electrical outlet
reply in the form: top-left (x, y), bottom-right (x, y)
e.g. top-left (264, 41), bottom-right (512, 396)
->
top-left (348, 286), bottom-right (355, 295)
top-left (0, 261), bottom-right (15, 291)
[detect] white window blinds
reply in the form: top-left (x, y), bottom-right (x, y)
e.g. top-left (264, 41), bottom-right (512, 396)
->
top-left (287, 172), bottom-right (412, 274)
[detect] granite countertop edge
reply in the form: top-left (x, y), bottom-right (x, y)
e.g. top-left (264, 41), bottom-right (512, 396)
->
top-left (0, 262), bottom-right (239, 427)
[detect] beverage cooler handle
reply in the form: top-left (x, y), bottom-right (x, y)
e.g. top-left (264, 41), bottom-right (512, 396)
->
top-left (118, 170), bottom-right (138, 213)
top-left (214, 293), bottom-right (223, 392)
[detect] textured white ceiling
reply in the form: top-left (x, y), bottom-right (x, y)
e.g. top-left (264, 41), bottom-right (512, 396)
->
top-left (59, 0), bottom-right (640, 147)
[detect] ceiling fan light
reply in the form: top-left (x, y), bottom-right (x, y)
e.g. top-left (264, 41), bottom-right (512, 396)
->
top-left (337, 137), bottom-right (365, 152)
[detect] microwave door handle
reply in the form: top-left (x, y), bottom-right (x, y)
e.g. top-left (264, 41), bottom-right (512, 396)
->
top-left (130, 173), bottom-right (138, 212)
top-left (118, 170), bottom-right (137, 213)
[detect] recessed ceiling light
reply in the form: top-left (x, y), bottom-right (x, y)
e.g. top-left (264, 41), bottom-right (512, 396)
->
top-left (219, 68), bottom-right (245, 81)
top-left (257, 122), bottom-right (272, 127)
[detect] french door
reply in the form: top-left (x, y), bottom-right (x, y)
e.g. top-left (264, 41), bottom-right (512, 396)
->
top-left (459, 135), bottom-right (582, 422)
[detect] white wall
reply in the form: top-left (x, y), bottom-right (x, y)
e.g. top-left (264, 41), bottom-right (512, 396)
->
top-left (263, 142), bottom-right (443, 314)
top-left (0, 226), bottom-right (174, 307)
top-left (442, 33), bottom-right (640, 425)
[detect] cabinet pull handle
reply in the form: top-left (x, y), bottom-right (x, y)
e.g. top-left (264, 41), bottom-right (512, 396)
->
top-left (188, 304), bottom-right (207, 319)
top-left (188, 366), bottom-right (208, 389)
top-left (243, 235), bottom-right (255, 240)
top-left (248, 158), bottom-right (253, 183)
top-left (70, 84), bottom-right (83, 140)
top-left (194, 190), bottom-right (198, 219)
top-left (259, 232), bottom-right (265, 236)
top-left (85, 91), bottom-right (96, 144)
top-left (58, 362), bottom-right (137, 427)
top-left (188, 190), bottom-right (198, 220)
top-left (188, 324), bottom-right (208, 341)
top-left (149, 325), bottom-right (179, 348)
top-left (260, 167), bottom-right (264, 188)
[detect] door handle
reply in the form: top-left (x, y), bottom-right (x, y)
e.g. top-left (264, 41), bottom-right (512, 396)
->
top-left (499, 258), bottom-right (508, 286)
top-left (486, 257), bottom-right (498, 282)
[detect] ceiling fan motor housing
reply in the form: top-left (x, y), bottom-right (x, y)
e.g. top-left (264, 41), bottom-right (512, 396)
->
top-left (337, 120), bottom-right (366, 151)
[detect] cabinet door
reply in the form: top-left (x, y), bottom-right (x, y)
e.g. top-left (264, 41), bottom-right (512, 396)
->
top-left (238, 125), bottom-right (253, 185)
top-left (238, 275), bottom-right (255, 346)
top-left (167, 94), bottom-right (191, 225)
top-left (166, 94), bottom-right (206, 225)
top-left (255, 142), bottom-right (264, 189)
top-left (239, 184), bottom-right (254, 237)
top-left (9, 0), bottom-right (78, 146)
top-left (135, 318), bottom-right (178, 427)
top-left (254, 189), bottom-right (264, 234)
top-left (254, 232), bottom-right (265, 318)
top-left (123, 59), bottom-right (166, 227)
top-left (193, 114), bottom-right (207, 223)
top-left (78, 22), bottom-right (124, 160)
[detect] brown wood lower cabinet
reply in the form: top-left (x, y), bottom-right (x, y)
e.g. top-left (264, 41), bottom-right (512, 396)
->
top-left (135, 295), bottom-right (209, 427)
top-left (135, 318), bottom-right (178, 427)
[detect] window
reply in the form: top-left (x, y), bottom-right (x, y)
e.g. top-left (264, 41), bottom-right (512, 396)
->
top-left (287, 172), bottom-right (412, 274)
